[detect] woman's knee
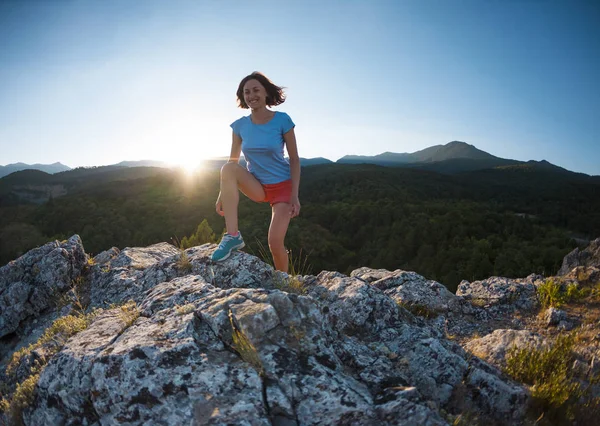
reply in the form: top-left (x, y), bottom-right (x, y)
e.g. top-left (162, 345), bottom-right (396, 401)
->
top-left (220, 162), bottom-right (239, 179)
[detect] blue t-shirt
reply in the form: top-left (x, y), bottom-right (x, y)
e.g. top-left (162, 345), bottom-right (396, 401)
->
top-left (230, 111), bottom-right (295, 184)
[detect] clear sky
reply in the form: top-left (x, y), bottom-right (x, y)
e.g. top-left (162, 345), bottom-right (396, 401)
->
top-left (1, 0), bottom-right (598, 175)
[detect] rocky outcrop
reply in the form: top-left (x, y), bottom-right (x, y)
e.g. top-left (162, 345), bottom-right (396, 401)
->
top-left (0, 235), bottom-right (87, 339)
top-left (5, 235), bottom-right (600, 425)
top-left (558, 237), bottom-right (600, 276)
top-left (0, 237), bottom-right (539, 425)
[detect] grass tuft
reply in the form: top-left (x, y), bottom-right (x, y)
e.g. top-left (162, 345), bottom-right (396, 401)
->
top-left (175, 303), bottom-right (195, 316)
top-left (0, 397), bottom-right (9, 414)
top-left (229, 312), bottom-right (263, 376)
top-left (273, 274), bottom-right (307, 295)
top-left (172, 236), bottom-right (193, 273)
top-left (117, 301), bottom-right (140, 328)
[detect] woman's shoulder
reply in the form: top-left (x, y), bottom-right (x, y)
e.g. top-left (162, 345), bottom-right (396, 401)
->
top-left (274, 111), bottom-right (291, 119)
top-left (230, 115), bottom-right (251, 129)
top-left (232, 115), bottom-right (251, 124)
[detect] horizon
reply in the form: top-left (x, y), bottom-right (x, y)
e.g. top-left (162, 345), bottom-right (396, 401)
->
top-left (1, 0), bottom-right (599, 175)
top-left (2, 139), bottom-right (599, 177)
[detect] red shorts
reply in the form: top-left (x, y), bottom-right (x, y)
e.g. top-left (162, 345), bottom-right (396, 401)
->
top-left (262, 179), bottom-right (292, 206)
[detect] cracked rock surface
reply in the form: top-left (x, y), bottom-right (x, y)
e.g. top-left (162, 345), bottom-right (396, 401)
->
top-left (2, 236), bottom-right (537, 425)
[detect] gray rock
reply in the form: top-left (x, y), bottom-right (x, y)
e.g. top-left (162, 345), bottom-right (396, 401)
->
top-left (544, 307), bottom-right (567, 327)
top-left (456, 275), bottom-right (541, 312)
top-left (4, 242), bottom-right (533, 426)
top-left (352, 268), bottom-right (472, 316)
top-left (0, 235), bottom-right (87, 338)
top-left (464, 329), bottom-right (546, 369)
top-left (558, 238), bottom-right (600, 276)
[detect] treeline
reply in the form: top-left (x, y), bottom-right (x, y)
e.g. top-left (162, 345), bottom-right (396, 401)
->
top-left (1, 164), bottom-right (598, 292)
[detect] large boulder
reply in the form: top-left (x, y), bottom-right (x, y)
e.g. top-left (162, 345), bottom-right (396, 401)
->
top-left (558, 238), bottom-right (600, 276)
top-left (456, 274), bottom-right (542, 313)
top-left (464, 329), bottom-right (546, 369)
top-left (0, 235), bottom-right (87, 339)
top-left (351, 268), bottom-right (472, 316)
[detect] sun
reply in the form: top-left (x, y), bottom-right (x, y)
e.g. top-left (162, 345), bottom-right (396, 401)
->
top-left (170, 158), bottom-right (202, 175)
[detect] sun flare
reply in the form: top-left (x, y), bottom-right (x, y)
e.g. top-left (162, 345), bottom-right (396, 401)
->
top-left (170, 158), bottom-right (202, 175)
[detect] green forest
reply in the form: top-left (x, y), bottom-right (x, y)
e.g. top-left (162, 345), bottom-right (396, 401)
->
top-left (1, 163), bottom-right (599, 292)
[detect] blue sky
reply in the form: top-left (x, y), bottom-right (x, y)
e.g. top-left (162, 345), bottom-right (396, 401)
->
top-left (1, 0), bottom-right (598, 175)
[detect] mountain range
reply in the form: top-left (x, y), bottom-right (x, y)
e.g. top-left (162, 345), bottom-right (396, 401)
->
top-left (0, 161), bottom-right (71, 178)
top-left (4, 141), bottom-right (593, 179)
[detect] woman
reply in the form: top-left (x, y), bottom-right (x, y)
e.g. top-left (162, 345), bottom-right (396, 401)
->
top-left (212, 71), bottom-right (300, 272)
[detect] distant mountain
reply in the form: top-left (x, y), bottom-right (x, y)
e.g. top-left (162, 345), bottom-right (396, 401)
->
top-left (114, 160), bottom-right (170, 168)
top-left (337, 141), bottom-right (537, 174)
top-left (497, 160), bottom-right (582, 175)
top-left (338, 141), bottom-right (503, 164)
top-left (300, 157), bottom-right (333, 166)
top-left (0, 166), bottom-right (172, 206)
top-left (338, 152), bottom-right (414, 165)
top-left (0, 162), bottom-right (71, 178)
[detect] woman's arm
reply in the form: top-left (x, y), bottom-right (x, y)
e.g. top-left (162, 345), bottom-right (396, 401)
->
top-left (229, 131), bottom-right (243, 162)
top-left (284, 128), bottom-right (301, 217)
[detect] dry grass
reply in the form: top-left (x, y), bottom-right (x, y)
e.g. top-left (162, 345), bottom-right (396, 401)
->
top-left (117, 301), bottom-right (140, 328)
top-left (6, 373), bottom-right (39, 423)
top-left (273, 274), bottom-right (307, 295)
top-left (175, 303), bottom-right (195, 316)
top-left (229, 312), bottom-right (263, 376)
top-left (503, 332), bottom-right (599, 424)
top-left (6, 312), bottom-right (96, 377)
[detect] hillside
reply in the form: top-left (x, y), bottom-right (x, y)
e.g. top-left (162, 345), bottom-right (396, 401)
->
top-left (1, 163), bottom-right (599, 291)
top-left (0, 166), bottom-right (172, 206)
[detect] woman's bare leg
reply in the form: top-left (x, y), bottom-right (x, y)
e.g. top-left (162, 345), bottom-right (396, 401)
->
top-left (268, 202), bottom-right (293, 272)
top-left (220, 162), bottom-right (265, 234)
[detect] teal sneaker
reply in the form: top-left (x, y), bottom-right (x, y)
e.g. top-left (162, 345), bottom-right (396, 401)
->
top-left (211, 232), bottom-right (245, 261)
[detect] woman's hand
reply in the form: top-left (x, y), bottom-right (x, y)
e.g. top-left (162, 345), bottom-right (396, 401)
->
top-left (215, 194), bottom-right (224, 216)
top-left (290, 196), bottom-right (301, 218)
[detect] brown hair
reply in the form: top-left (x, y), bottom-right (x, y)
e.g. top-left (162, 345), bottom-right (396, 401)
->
top-left (236, 71), bottom-right (286, 109)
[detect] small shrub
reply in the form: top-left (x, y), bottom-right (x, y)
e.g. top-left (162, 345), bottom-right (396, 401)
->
top-left (0, 397), bottom-right (9, 414)
top-left (537, 278), bottom-right (566, 308)
top-left (118, 301), bottom-right (140, 328)
top-left (229, 313), bottom-right (263, 376)
top-left (175, 303), bottom-right (195, 316)
top-left (505, 333), bottom-right (582, 422)
top-left (565, 282), bottom-right (588, 300)
top-left (4, 373), bottom-right (40, 424)
top-left (538, 279), bottom-right (588, 309)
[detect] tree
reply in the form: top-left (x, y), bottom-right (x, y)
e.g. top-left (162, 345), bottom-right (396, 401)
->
top-left (181, 219), bottom-right (217, 249)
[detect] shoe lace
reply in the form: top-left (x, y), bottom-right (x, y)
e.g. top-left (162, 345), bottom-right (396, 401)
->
top-left (218, 234), bottom-right (234, 247)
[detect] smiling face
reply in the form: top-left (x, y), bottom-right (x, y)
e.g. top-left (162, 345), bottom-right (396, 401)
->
top-left (243, 79), bottom-right (268, 110)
